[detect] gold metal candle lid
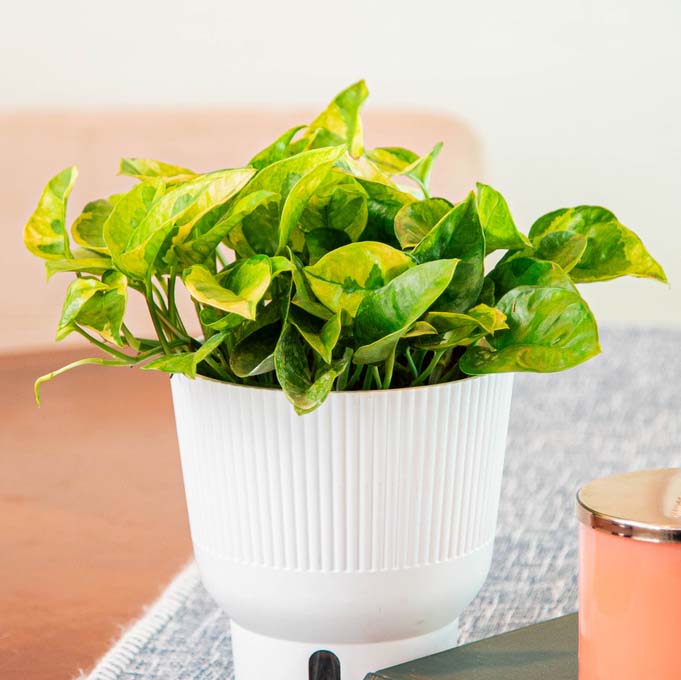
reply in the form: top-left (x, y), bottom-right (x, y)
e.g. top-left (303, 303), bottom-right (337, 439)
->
top-left (577, 468), bottom-right (681, 543)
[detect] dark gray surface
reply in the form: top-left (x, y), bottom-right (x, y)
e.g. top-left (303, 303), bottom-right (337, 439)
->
top-left (87, 327), bottom-right (681, 679)
top-left (368, 614), bottom-right (577, 679)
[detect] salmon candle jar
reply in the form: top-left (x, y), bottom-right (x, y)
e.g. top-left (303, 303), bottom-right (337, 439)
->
top-left (577, 468), bottom-right (681, 679)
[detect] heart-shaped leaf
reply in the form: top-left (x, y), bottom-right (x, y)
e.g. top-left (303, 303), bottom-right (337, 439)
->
top-left (304, 241), bottom-right (413, 316)
top-left (533, 231), bottom-right (588, 272)
top-left (529, 206), bottom-right (667, 283)
top-left (412, 193), bottom-right (485, 311)
top-left (274, 324), bottom-right (351, 414)
top-left (460, 286), bottom-right (600, 374)
top-left (249, 126), bottom-right (306, 170)
top-left (300, 172), bottom-right (368, 241)
top-left (71, 199), bottom-right (114, 254)
top-left (24, 166), bottom-right (78, 260)
top-left (417, 304), bottom-right (508, 350)
top-left (143, 331), bottom-right (227, 379)
top-left (119, 158), bottom-right (196, 183)
top-left (354, 259), bottom-right (458, 364)
top-left (394, 198), bottom-right (452, 249)
top-left (56, 271), bottom-right (127, 346)
top-left (289, 307), bottom-right (342, 364)
top-left (476, 182), bottom-right (531, 253)
top-left (183, 256), bottom-right (272, 320)
top-left (303, 80), bottom-right (368, 158)
top-left (490, 256), bottom-right (577, 298)
top-left (356, 179), bottom-right (415, 246)
top-left (229, 323), bottom-right (281, 377)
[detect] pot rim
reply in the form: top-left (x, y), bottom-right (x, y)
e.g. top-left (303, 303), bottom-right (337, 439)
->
top-left (170, 369), bottom-right (509, 397)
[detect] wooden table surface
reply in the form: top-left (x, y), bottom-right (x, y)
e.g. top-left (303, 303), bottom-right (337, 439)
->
top-left (0, 349), bottom-right (192, 680)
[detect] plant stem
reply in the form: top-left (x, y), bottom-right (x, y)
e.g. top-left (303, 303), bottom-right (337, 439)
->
top-left (216, 247), bottom-right (229, 268)
top-left (371, 366), bottom-right (382, 389)
top-left (412, 350), bottom-right (445, 386)
top-left (194, 301), bottom-right (212, 341)
top-left (382, 350), bottom-right (395, 389)
top-left (145, 292), bottom-right (171, 353)
top-left (347, 364), bottom-right (363, 389)
top-left (74, 327), bottom-right (137, 362)
top-left (404, 347), bottom-right (418, 379)
top-left (167, 274), bottom-right (178, 325)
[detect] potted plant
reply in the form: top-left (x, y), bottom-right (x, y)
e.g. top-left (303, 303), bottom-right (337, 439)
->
top-left (24, 81), bottom-right (666, 680)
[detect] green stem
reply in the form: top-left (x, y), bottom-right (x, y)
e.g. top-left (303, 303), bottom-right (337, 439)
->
top-left (405, 347), bottom-right (418, 379)
top-left (412, 350), bottom-right (445, 386)
top-left (347, 364), bottom-right (364, 389)
top-left (194, 301), bottom-right (212, 341)
top-left (216, 248), bottom-right (229, 268)
top-left (167, 274), bottom-right (178, 325)
top-left (74, 327), bottom-right (138, 362)
top-left (371, 366), bottom-right (382, 389)
top-left (145, 293), bottom-right (171, 353)
top-left (157, 313), bottom-right (197, 348)
top-left (362, 367), bottom-right (373, 390)
top-left (382, 351), bottom-right (395, 389)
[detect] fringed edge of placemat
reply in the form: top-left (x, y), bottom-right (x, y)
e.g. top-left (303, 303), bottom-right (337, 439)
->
top-left (80, 563), bottom-right (201, 680)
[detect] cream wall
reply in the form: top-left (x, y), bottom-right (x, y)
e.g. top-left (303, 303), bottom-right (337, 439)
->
top-left (1, 0), bottom-right (679, 342)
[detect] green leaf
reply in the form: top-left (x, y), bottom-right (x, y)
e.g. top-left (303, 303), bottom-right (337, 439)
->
top-left (356, 179), bottom-right (415, 246)
top-left (534, 231), bottom-right (588, 272)
top-left (34, 357), bottom-right (135, 405)
top-left (304, 80), bottom-right (368, 158)
top-left (417, 305), bottom-right (508, 350)
top-left (354, 259), bottom-right (458, 364)
top-left (460, 286), bottom-right (600, 374)
top-left (143, 331), bottom-right (227, 379)
top-left (304, 241), bottom-right (413, 316)
top-left (366, 147), bottom-right (419, 175)
top-left (274, 324), bottom-right (350, 414)
top-left (289, 307), bottom-right (342, 364)
top-left (394, 198), bottom-right (452, 249)
top-left (411, 193), bottom-right (485, 312)
top-left (426, 305), bottom-right (508, 335)
top-left (46, 252), bottom-right (113, 279)
top-left (56, 271), bottom-right (128, 345)
top-left (24, 166), bottom-right (78, 260)
top-left (102, 179), bottom-right (166, 279)
top-left (403, 320), bottom-right (438, 338)
top-left (183, 256), bottom-right (271, 320)
top-left (290, 253), bottom-right (334, 320)
top-left (529, 206), bottom-right (667, 283)
top-left (71, 199), bottom-right (113, 254)
top-left (170, 168), bottom-right (256, 247)
top-left (490, 256), bottom-right (577, 298)
top-left (108, 169), bottom-right (254, 280)
top-left (119, 158), bottom-right (196, 183)
top-left (229, 324), bottom-right (281, 377)
top-left (367, 143), bottom-right (443, 196)
top-left (249, 126), bottom-right (305, 170)
top-left (299, 172), bottom-right (368, 241)
top-left (401, 142), bottom-right (443, 196)
top-left (305, 228), bottom-right (352, 265)
top-left (174, 190), bottom-right (278, 266)
top-left (475, 183), bottom-right (531, 253)
top-left (278, 154), bottom-right (342, 254)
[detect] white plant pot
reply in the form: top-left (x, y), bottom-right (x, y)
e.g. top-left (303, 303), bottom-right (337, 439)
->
top-left (171, 372), bottom-right (514, 680)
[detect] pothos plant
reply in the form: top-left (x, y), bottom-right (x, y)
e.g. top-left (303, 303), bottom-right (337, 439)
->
top-left (24, 81), bottom-right (667, 414)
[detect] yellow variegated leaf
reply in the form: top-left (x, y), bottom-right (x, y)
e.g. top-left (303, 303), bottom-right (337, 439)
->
top-left (24, 166), bottom-right (78, 260)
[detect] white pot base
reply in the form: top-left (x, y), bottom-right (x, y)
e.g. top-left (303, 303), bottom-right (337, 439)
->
top-left (230, 619), bottom-right (459, 680)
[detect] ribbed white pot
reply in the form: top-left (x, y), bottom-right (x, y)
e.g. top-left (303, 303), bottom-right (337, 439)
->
top-left (170, 372), bottom-right (514, 680)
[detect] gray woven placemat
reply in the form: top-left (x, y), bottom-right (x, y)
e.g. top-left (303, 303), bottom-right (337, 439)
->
top-left (85, 327), bottom-right (681, 680)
